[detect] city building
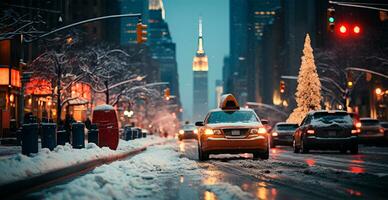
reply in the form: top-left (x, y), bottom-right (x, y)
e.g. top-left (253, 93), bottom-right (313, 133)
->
top-left (192, 19), bottom-right (209, 121)
top-left (215, 80), bottom-right (224, 108)
top-left (226, 0), bottom-right (280, 105)
top-left (147, 0), bottom-right (180, 106)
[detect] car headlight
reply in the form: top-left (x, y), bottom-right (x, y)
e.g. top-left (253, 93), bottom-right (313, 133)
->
top-left (213, 129), bottom-right (222, 135)
top-left (179, 130), bottom-right (184, 135)
top-left (193, 129), bottom-right (198, 134)
top-left (272, 132), bottom-right (278, 137)
top-left (205, 129), bottom-right (214, 135)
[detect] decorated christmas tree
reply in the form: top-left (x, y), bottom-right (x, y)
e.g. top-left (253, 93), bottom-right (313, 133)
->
top-left (287, 34), bottom-right (322, 124)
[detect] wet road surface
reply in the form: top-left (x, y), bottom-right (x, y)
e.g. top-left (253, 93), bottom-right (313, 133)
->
top-left (28, 139), bottom-right (388, 200)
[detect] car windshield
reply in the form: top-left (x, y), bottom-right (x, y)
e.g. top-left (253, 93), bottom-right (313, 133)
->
top-left (312, 113), bottom-right (352, 124)
top-left (277, 124), bottom-right (298, 131)
top-left (361, 120), bottom-right (379, 126)
top-left (207, 111), bottom-right (258, 124)
top-left (183, 124), bottom-right (196, 130)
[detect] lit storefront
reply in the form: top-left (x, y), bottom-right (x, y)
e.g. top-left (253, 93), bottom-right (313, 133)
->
top-left (1, 39), bottom-right (21, 136)
top-left (24, 78), bottom-right (54, 121)
top-left (67, 82), bottom-right (92, 122)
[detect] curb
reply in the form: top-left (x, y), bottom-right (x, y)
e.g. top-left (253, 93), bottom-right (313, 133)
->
top-left (0, 146), bottom-right (147, 200)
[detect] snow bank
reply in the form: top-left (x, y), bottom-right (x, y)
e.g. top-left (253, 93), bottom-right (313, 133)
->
top-left (41, 142), bottom-right (253, 200)
top-left (0, 136), bottom-right (166, 185)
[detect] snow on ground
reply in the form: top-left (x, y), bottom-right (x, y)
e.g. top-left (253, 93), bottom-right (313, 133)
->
top-left (0, 136), bottom-right (167, 185)
top-left (39, 142), bottom-right (253, 200)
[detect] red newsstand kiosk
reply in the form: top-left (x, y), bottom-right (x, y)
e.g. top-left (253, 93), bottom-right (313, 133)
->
top-left (92, 104), bottom-right (119, 150)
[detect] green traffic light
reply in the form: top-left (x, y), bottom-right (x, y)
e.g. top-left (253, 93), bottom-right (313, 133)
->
top-left (328, 17), bottom-right (335, 23)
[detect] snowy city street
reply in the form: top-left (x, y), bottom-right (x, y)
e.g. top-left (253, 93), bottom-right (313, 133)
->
top-left (1, 0), bottom-right (388, 199)
top-left (13, 139), bottom-right (385, 200)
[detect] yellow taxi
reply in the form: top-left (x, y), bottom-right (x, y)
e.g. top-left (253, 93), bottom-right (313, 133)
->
top-left (195, 94), bottom-right (269, 161)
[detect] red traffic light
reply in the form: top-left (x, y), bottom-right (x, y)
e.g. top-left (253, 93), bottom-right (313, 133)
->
top-left (353, 25), bottom-right (360, 34)
top-left (339, 25), bottom-right (347, 33)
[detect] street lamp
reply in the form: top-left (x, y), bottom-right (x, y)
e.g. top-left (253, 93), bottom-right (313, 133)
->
top-left (375, 88), bottom-right (382, 95)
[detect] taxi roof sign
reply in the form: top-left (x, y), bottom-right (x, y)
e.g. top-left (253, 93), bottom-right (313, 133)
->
top-left (219, 94), bottom-right (240, 110)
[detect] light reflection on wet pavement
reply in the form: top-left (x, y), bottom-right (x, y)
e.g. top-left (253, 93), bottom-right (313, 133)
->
top-left (179, 139), bottom-right (388, 200)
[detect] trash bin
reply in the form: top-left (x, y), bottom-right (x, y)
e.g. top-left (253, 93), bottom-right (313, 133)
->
top-left (57, 129), bottom-right (70, 145)
top-left (71, 122), bottom-right (85, 149)
top-left (123, 126), bottom-right (133, 141)
top-left (16, 127), bottom-right (22, 146)
top-left (137, 128), bottom-right (143, 139)
top-left (88, 124), bottom-right (99, 144)
top-left (22, 123), bottom-right (39, 155)
top-left (41, 123), bottom-right (57, 150)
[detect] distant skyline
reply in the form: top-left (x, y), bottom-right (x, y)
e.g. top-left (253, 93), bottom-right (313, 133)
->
top-left (163, 0), bottom-right (229, 121)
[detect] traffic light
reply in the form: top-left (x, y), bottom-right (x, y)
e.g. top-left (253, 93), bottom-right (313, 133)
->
top-left (346, 70), bottom-right (353, 88)
top-left (280, 81), bottom-right (285, 93)
top-left (353, 25), bottom-right (361, 34)
top-left (136, 20), bottom-right (147, 44)
top-left (164, 88), bottom-right (170, 100)
top-left (327, 8), bottom-right (335, 32)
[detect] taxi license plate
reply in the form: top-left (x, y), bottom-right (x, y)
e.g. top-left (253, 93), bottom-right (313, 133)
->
top-left (328, 131), bottom-right (336, 136)
top-left (231, 130), bottom-right (240, 136)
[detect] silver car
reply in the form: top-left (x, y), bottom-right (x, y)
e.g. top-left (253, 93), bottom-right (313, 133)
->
top-left (359, 118), bottom-right (385, 144)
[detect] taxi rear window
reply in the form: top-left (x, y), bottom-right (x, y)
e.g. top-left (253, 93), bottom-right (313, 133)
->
top-left (206, 111), bottom-right (258, 124)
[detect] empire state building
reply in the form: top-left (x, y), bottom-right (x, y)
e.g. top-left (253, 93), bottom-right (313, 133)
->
top-left (192, 18), bottom-right (208, 121)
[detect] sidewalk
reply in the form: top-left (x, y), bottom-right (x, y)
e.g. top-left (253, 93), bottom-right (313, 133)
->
top-left (0, 136), bottom-right (169, 185)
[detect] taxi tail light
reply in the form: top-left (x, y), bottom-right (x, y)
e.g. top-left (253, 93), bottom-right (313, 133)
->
top-left (179, 130), bottom-right (184, 135)
top-left (272, 132), bottom-right (278, 137)
top-left (307, 129), bottom-right (315, 134)
top-left (250, 127), bottom-right (267, 135)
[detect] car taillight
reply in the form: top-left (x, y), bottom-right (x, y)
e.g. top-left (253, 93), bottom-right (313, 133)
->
top-left (355, 122), bottom-right (362, 128)
top-left (380, 128), bottom-right (385, 133)
top-left (272, 132), bottom-right (278, 137)
top-left (351, 129), bottom-right (358, 134)
top-left (307, 129), bottom-right (315, 134)
top-left (179, 130), bottom-right (184, 135)
top-left (250, 127), bottom-right (267, 135)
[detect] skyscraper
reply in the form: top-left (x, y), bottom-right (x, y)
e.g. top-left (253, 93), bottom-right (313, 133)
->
top-left (193, 19), bottom-right (208, 121)
top-left (148, 0), bottom-right (180, 102)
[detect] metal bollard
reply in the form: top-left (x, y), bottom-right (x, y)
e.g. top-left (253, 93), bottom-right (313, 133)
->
top-left (41, 123), bottom-right (57, 150)
top-left (57, 130), bottom-right (70, 145)
top-left (71, 123), bottom-right (85, 149)
top-left (22, 123), bottom-right (39, 155)
top-left (88, 124), bottom-right (99, 145)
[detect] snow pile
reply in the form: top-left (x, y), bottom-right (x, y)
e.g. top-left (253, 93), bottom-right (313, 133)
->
top-left (0, 136), bottom-right (167, 185)
top-left (40, 142), bottom-right (253, 200)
